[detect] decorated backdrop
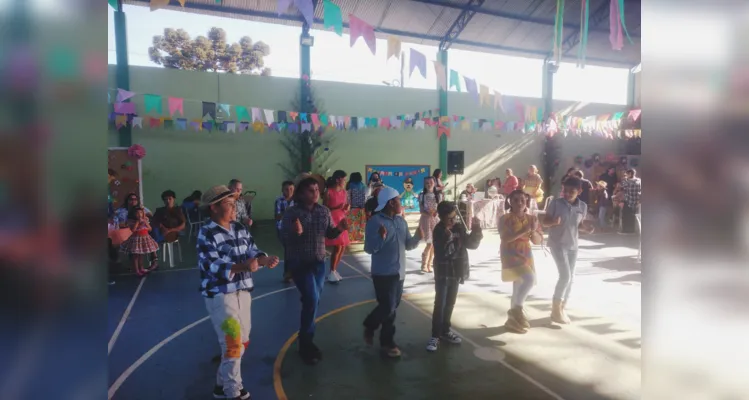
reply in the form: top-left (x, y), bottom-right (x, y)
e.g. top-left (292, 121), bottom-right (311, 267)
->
top-left (366, 165), bottom-right (431, 213)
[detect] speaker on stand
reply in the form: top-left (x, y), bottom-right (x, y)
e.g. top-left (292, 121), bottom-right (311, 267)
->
top-left (447, 151), bottom-right (465, 203)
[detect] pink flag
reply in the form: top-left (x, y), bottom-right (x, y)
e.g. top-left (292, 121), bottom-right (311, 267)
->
top-left (116, 88), bottom-right (135, 102)
top-left (114, 102), bottom-right (136, 114)
top-left (168, 97), bottom-right (184, 116)
top-left (409, 48), bottom-right (427, 79)
top-left (628, 109), bottom-right (641, 121)
top-left (433, 60), bottom-right (447, 91)
top-left (609, 0), bottom-right (623, 50)
top-left (349, 14), bottom-right (376, 55)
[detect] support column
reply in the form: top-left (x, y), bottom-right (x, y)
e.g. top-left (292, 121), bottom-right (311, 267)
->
top-left (299, 0), bottom-right (316, 173)
top-left (114, 0), bottom-right (132, 147)
top-left (438, 50), bottom-right (448, 180)
top-left (541, 57), bottom-right (556, 120)
top-left (626, 70), bottom-right (636, 109)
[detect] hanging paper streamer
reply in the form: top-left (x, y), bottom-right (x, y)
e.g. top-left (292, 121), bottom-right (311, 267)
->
top-left (168, 97), bottom-right (184, 116)
top-left (449, 70), bottom-right (461, 92)
top-left (323, 0), bottom-right (343, 36)
top-left (552, 0), bottom-right (565, 64)
top-left (577, 0), bottom-right (590, 67)
top-left (409, 49), bottom-right (427, 79)
top-left (609, 0), bottom-right (634, 50)
top-left (463, 76), bottom-right (479, 104)
top-left (349, 14), bottom-right (376, 55)
top-left (387, 37), bottom-right (402, 60)
top-left (433, 61), bottom-right (447, 91)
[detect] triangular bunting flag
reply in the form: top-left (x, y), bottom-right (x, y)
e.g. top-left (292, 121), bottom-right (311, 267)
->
top-left (349, 14), bottom-right (376, 55)
top-left (409, 48), bottom-right (427, 79)
top-left (226, 122), bottom-right (237, 133)
top-left (387, 37), bottom-right (402, 60)
top-left (479, 84), bottom-right (490, 107)
top-left (144, 94), bottom-right (163, 114)
top-left (168, 97), bottom-right (184, 116)
top-left (236, 106), bottom-right (250, 121)
top-left (463, 77), bottom-right (479, 104)
top-left (132, 117), bottom-right (143, 129)
top-left (252, 107), bottom-right (263, 122)
top-left (323, 0), bottom-right (343, 36)
top-left (116, 88), bottom-right (135, 102)
top-left (176, 118), bottom-right (187, 130)
top-left (264, 110), bottom-right (275, 125)
top-left (150, 0), bottom-right (170, 11)
top-left (202, 102), bottom-right (216, 121)
top-left (433, 61), bottom-right (447, 91)
top-left (493, 91), bottom-right (504, 112)
top-left (438, 125), bottom-right (450, 138)
top-left (449, 70), bottom-right (461, 92)
top-left (218, 103), bottom-right (231, 117)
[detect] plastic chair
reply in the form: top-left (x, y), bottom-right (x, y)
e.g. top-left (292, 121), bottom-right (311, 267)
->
top-left (183, 206), bottom-right (206, 240)
top-left (161, 239), bottom-right (183, 268)
top-left (534, 196), bottom-right (554, 217)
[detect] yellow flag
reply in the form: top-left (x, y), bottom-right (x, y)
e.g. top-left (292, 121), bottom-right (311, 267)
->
top-left (177, 0), bottom-right (186, 5)
top-left (479, 84), bottom-right (490, 107)
top-left (387, 37), bottom-right (402, 60)
top-left (150, 0), bottom-right (170, 11)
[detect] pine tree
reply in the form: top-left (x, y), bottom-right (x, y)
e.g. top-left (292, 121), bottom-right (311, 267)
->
top-left (277, 87), bottom-right (338, 179)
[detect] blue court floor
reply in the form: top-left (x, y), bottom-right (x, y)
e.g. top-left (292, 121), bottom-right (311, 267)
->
top-left (107, 229), bottom-right (641, 400)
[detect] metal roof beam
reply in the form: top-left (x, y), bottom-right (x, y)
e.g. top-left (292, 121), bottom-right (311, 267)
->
top-left (410, 0), bottom-right (639, 38)
top-left (561, 0), bottom-right (611, 57)
top-left (127, 0), bottom-right (635, 67)
top-left (439, 0), bottom-right (485, 51)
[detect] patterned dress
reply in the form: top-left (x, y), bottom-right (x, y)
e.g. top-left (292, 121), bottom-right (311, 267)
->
top-left (347, 185), bottom-right (367, 243)
top-left (324, 188), bottom-right (350, 247)
top-left (121, 222), bottom-right (159, 254)
top-left (499, 213), bottom-right (536, 283)
top-left (418, 191), bottom-right (441, 244)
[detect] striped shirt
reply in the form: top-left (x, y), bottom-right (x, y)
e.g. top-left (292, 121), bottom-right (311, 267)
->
top-left (196, 220), bottom-right (267, 297)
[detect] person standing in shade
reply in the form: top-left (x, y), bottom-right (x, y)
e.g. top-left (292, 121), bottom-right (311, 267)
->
top-left (282, 177), bottom-right (349, 365)
top-left (620, 169), bottom-right (642, 234)
top-left (426, 202), bottom-right (482, 352)
top-left (433, 169), bottom-right (448, 195)
top-left (572, 170), bottom-right (594, 206)
top-left (363, 187), bottom-right (422, 358)
top-left (542, 177), bottom-right (594, 325)
top-left (275, 181), bottom-right (295, 283)
top-left (197, 185), bottom-right (279, 400)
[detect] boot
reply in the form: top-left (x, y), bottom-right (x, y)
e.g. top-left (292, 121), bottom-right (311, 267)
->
top-left (426, 247), bottom-right (434, 273)
top-left (420, 251), bottom-right (428, 272)
top-left (504, 307), bottom-right (528, 334)
top-left (551, 300), bottom-right (570, 324)
top-left (561, 301), bottom-right (571, 323)
top-left (514, 306), bottom-right (530, 329)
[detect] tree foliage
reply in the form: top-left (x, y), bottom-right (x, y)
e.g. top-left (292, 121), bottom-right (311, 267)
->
top-left (148, 27), bottom-right (271, 75)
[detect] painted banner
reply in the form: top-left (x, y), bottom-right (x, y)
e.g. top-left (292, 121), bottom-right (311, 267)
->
top-left (366, 165), bottom-right (431, 213)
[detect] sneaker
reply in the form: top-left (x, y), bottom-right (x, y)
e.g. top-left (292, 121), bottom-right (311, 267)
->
top-left (425, 337), bottom-right (439, 352)
top-left (213, 387), bottom-right (250, 399)
top-left (108, 281), bottom-right (115, 286)
top-left (334, 270), bottom-right (343, 281)
top-left (299, 343), bottom-right (320, 365)
top-left (309, 342), bottom-right (323, 360)
top-left (327, 271), bottom-right (340, 283)
top-left (382, 345), bottom-right (402, 358)
top-left (440, 330), bottom-right (462, 345)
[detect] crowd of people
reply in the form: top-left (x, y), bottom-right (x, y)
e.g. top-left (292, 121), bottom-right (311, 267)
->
top-left (107, 163), bottom-right (640, 400)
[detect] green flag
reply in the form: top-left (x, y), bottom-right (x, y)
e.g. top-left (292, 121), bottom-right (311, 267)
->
top-left (323, 0), bottom-right (343, 36)
top-left (235, 106), bottom-right (250, 121)
top-left (144, 94), bottom-right (163, 114)
top-left (449, 69), bottom-right (461, 92)
top-left (108, 0), bottom-right (118, 10)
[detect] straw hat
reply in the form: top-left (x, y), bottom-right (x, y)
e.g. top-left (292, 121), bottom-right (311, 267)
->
top-left (201, 185), bottom-right (239, 207)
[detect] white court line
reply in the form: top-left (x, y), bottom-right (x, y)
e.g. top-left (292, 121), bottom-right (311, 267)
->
top-left (338, 257), bottom-right (567, 400)
top-left (112, 267), bottom-right (198, 277)
top-left (109, 276), bottom-right (148, 355)
top-left (108, 276), bottom-right (367, 400)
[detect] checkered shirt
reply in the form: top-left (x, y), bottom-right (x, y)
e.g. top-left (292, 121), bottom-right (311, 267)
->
top-left (235, 198), bottom-right (250, 223)
top-left (274, 196), bottom-right (294, 230)
top-left (622, 178), bottom-right (642, 208)
top-left (281, 203), bottom-right (342, 263)
top-left (196, 220), bottom-right (267, 298)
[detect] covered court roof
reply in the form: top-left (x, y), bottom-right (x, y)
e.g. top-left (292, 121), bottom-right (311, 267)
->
top-left (125, 0), bottom-right (641, 68)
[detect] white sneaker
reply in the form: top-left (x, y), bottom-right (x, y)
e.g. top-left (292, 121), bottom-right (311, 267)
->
top-left (327, 271), bottom-right (340, 283)
top-left (334, 270), bottom-right (343, 281)
top-left (426, 337), bottom-right (439, 352)
top-left (441, 330), bottom-right (462, 344)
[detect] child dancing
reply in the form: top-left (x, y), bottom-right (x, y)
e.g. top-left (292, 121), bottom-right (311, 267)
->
top-left (425, 201), bottom-right (482, 352)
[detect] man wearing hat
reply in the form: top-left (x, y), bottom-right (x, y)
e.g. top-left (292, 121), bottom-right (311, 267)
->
top-left (197, 185), bottom-right (280, 400)
top-left (363, 186), bottom-right (423, 358)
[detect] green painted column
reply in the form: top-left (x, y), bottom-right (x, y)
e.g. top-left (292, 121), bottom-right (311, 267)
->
top-left (114, 0), bottom-right (132, 147)
top-left (438, 50), bottom-right (448, 180)
top-left (299, 0), bottom-right (317, 173)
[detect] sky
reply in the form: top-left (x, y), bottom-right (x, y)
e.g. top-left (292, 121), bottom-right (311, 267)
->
top-left (107, 4), bottom-right (629, 104)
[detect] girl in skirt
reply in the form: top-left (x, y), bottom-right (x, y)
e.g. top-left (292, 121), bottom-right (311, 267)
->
top-left (418, 176), bottom-right (442, 273)
top-left (121, 206), bottom-right (159, 276)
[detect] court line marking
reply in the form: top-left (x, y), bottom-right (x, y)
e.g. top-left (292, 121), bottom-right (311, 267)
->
top-left (112, 267), bottom-right (198, 277)
top-left (272, 299), bottom-right (376, 400)
top-left (107, 285), bottom-right (296, 399)
top-left (338, 257), bottom-right (567, 400)
top-left (107, 276), bottom-right (369, 400)
top-left (109, 275), bottom-right (147, 355)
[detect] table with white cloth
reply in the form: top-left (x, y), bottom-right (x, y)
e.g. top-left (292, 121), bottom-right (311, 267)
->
top-left (462, 198), bottom-right (505, 230)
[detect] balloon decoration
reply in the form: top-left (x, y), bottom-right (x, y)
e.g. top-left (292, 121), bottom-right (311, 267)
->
top-left (127, 144), bottom-right (146, 160)
top-left (629, 157), bottom-right (639, 167)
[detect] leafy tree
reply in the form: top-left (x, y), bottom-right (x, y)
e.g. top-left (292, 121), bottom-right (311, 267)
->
top-left (148, 27), bottom-right (271, 75)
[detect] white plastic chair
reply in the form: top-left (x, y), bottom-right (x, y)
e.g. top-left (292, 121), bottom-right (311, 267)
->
top-left (161, 240), bottom-right (183, 268)
top-left (184, 206), bottom-right (206, 240)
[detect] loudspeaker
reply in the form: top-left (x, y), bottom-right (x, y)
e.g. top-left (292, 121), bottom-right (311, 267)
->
top-left (447, 151), bottom-right (464, 175)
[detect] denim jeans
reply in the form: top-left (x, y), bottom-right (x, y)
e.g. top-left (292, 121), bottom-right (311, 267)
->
top-left (621, 203), bottom-right (639, 233)
top-left (598, 206), bottom-right (609, 228)
top-left (550, 247), bottom-right (578, 302)
top-left (289, 260), bottom-right (327, 347)
top-left (363, 275), bottom-right (404, 347)
top-left (431, 278), bottom-right (460, 337)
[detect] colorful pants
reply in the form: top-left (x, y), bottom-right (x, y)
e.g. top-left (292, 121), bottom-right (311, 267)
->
top-left (205, 290), bottom-right (252, 398)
